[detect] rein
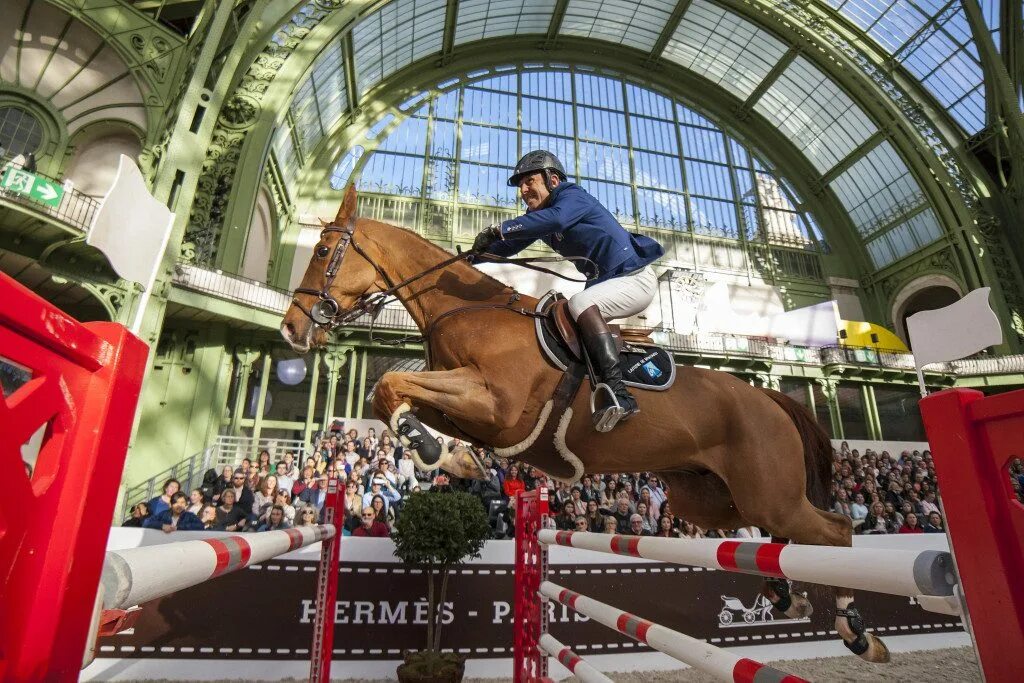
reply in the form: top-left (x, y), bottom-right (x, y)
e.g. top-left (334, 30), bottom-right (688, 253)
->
top-left (291, 222), bottom-right (596, 347)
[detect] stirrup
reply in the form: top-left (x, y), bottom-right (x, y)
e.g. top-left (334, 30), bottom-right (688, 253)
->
top-left (590, 383), bottom-right (625, 432)
top-left (396, 413), bottom-right (442, 466)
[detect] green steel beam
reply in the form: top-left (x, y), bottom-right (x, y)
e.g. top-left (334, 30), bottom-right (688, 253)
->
top-left (735, 45), bottom-right (800, 115)
top-left (440, 0), bottom-right (460, 65)
top-left (645, 0), bottom-right (694, 64)
top-left (342, 30), bottom-right (359, 112)
top-left (544, 0), bottom-right (570, 46)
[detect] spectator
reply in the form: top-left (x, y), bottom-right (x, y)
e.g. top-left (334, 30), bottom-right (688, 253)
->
top-left (573, 516), bottom-right (589, 532)
top-left (679, 521), bottom-right (703, 538)
top-left (635, 502), bottom-right (654, 534)
top-left (583, 500), bottom-right (605, 533)
top-left (292, 466), bottom-right (317, 498)
top-left (604, 497), bottom-right (634, 533)
top-left (281, 452), bottom-right (299, 480)
top-left (628, 513), bottom-right (651, 537)
top-left (734, 526), bottom-right (763, 538)
top-left (266, 489), bottom-right (295, 526)
top-left (353, 506), bottom-right (390, 537)
top-left (257, 505), bottom-right (292, 532)
top-left (252, 475), bottom-right (279, 519)
top-left (924, 511), bottom-right (945, 533)
top-left (370, 494), bottom-right (395, 528)
top-left (144, 492), bottom-right (203, 533)
top-left (860, 501), bottom-right (894, 535)
top-left (919, 491), bottom-right (940, 516)
top-left (198, 504), bottom-right (218, 530)
top-left (225, 469), bottom-right (255, 514)
top-left (122, 502), bottom-right (150, 527)
top-left (503, 464), bottom-right (525, 499)
top-left (642, 475), bottom-right (667, 512)
top-left (214, 489), bottom-right (248, 532)
top-left (187, 489), bottom-right (205, 515)
top-left (554, 504), bottom-right (577, 531)
top-left (275, 461), bottom-right (295, 493)
top-left (147, 478), bottom-right (180, 518)
top-left (362, 477), bottom-right (400, 515)
top-left (296, 506), bottom-right (320, 527)
top-left (601, 516), bottom-right (618, 534)
top-left (212, 466), bottom-right (233, 503)
top-left (398, 451), bottom-right (416, 491)
top-left (849, 493), bottom-right (868, 520)
top-left (655, 516), bottom-right (675, 537)
top-left (898, 512), bottom-right (925, 534)
top-left (256, 450), bottom-right (272, 474)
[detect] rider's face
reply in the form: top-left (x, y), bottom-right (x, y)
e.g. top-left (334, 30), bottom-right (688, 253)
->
top-left (519, 172), bottom-right (558, 211)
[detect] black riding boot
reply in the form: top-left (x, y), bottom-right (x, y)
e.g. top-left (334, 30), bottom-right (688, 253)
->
top-left (577, 305), bottom-right (639, 431)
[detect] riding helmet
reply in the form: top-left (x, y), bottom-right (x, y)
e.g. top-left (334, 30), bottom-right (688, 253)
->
top-left (507, 150), bottom-right (568, 187)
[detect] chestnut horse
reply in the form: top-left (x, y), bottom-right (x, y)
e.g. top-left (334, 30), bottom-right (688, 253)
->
top-left (281, 187), bottom-right (889, 663)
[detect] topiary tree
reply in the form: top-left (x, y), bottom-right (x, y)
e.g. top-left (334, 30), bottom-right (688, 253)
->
top-left (392, 490), bottom-right (491, 681)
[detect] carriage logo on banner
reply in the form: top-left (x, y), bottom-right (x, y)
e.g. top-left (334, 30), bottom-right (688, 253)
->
top-left (716, 593), bottom-right (810, 628)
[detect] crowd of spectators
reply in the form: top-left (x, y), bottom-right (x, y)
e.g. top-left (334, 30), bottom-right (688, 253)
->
top-left (123, 423), bottom-right (960, 542)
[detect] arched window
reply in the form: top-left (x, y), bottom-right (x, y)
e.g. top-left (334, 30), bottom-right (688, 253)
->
top-left (0, 106), bottom-right (44, 157)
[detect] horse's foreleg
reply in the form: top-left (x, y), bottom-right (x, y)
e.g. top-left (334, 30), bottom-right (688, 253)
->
top-left (372, 368), bottom-right (504, 472)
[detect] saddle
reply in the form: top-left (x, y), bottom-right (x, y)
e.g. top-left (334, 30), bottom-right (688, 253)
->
top-left (535, 292), bottom-right (675, 392)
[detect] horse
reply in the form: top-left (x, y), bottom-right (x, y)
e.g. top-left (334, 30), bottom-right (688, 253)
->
top-left (280, 186), bottom-right (889, 663)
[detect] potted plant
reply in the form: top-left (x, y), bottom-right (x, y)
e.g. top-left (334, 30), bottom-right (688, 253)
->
top-left (392, 489), bottom-right (491, 683)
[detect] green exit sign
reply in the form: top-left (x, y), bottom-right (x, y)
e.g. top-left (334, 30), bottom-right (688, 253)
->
top-left (1, 167), bottom-right (65, 208)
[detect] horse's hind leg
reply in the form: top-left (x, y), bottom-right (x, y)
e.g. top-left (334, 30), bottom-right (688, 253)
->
top-left (761, 536), bottom-right (814, 620)
top-left (762, 503), bottom-right (890, 663)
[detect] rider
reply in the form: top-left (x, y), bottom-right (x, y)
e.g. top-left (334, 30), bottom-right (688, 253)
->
top-left (471, 150), bottom-right (664, 431)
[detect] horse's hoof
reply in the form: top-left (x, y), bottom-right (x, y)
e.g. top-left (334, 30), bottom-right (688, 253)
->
top-left (785, 593), bottom-right (813, 619)
top-left (856, 633), bottom-right (890, 663)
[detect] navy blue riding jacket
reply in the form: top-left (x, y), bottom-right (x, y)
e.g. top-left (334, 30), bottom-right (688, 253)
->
top-left (485, 182), bottom-right (663, 286)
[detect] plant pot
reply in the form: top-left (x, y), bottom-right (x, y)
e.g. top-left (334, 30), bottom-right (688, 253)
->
top-left (396, 650), bottom-right (466, 683)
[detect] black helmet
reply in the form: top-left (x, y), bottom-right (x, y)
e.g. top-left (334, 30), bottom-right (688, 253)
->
top-left (507, 150), bottom-right (567, 187)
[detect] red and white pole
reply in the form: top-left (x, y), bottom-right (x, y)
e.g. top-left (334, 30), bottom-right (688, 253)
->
top-left (101, 524), bottom-right (335, 610)
top-left (540, 581), bottom-right (807, 683)
top-left (540, 530), bottom-right (955, 600)
top-left (538, 633), bottom-right (612, 683)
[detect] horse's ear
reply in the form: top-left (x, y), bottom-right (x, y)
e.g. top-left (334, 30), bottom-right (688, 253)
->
top-left (335, 185), bottom-right (358, 225)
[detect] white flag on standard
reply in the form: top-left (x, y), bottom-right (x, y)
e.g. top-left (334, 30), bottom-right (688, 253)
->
top-left (87, 155), bottom-right (174, 287)
top-left (907, 287), bottom-right (1002, 394)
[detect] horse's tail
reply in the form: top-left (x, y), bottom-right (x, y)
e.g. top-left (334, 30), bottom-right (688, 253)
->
top-left (758, 388), bottom-right (833, 512)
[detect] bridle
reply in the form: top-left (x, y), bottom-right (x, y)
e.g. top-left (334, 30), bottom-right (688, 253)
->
top-left (290, 220), bottom-right (599, 336)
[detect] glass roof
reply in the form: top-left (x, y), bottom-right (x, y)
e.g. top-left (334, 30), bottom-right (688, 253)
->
top-left (662, 0), bottom-right (788, 101)
top-left (352, 0), bottom-right (446, 97)
top-left (755, 55), bottom-right (878, 174)
top-left (455, 0), bottom-right (557, 45)
top-left (335, 67), bottom-right (824, 257)
top-left (828, 139), bottom-right (942, 267)
top-left (824, 0), bottom-right (986, 133)
top-left (560, 0), bottom-right (678, 51)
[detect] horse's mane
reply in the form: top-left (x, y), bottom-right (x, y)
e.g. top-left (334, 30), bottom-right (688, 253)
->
top-left (358, 217), bottom-right (515, 295)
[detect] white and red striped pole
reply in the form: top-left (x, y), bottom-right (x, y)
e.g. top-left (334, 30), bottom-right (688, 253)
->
top-left (540, 530), bottom-right (955, 599)
top-left (101, 525), bottom-right (335, 610)
top-left (538, 633), bottom-right (612, 683)
top-left (540, 581), bottom-right (807, 683)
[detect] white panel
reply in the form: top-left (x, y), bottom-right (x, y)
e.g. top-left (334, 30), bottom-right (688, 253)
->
top-left (561, 0), bottom-right (677, 52)
top-left (829, 140), bottom-right (924, 239)
top-left (455, 0), bottom-right (557, 45)
top-left (353, 0), bottom-right (446, 96)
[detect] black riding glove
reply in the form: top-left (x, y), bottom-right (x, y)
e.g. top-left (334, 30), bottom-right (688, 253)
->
top-left (472, 224), bottom-right (502, 253)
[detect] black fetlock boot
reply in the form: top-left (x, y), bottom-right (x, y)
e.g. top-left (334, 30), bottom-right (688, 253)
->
top-left (577, 305), bottom-right (638, 432)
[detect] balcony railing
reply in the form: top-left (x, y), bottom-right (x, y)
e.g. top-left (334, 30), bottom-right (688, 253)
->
top-left (0, 156), bottom-right (100, 233)
top-left (170, 263), bottom-right (1024, 378)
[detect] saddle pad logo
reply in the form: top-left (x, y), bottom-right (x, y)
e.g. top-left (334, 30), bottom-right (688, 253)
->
top-left (642, 360), bottom-right (662, 379)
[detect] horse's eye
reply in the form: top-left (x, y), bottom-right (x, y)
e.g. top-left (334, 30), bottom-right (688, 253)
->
top-left (316, 245), bottom-right (330, 258)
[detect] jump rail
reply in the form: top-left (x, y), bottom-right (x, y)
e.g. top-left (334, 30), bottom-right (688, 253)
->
top-left (101, 525), bottom-right (336, 610)
top-left (541, 581), bottom-right (808, 683)
top-left (538, 634), bottom-right (612, 683)
top-left (539, 529), bottom-right (956, 600)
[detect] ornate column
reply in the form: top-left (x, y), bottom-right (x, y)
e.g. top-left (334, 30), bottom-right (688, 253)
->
top-left (320, 348), bottom-right (349, 430)
top-left (863, 385), bottom-right (882, 440)
top-left (250, 351), bottom-right (272, 444)
top-left (229, 346), bottom-right (261, 435)
top-left (303, 350), bottom-right (322, 444)
top-left (815, 377), bottom-right (842, 439)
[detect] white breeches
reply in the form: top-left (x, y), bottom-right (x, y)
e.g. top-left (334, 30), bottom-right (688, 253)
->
top-left (567, 266), bottom-right (657, 321)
